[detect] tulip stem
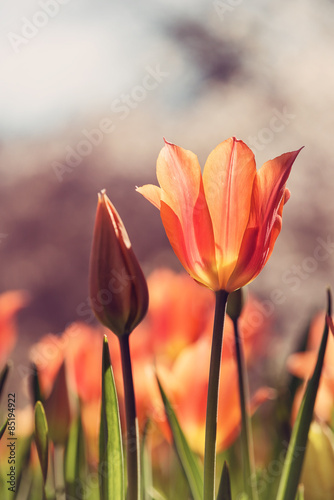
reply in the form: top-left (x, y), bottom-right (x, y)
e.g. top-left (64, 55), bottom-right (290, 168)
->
top-left (233, 318), bottom-right (258, 500)
top-left (119, 335), bottom-right (140, 500)
top-left (203, 289), bottom-right (229, 500)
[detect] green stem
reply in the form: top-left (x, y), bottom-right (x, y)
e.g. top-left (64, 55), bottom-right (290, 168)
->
top-left (119, 335), bottom-right (140, 500)
top-left (233, 318), bottom-right (258, 500)
top-left (203, 290), bottom-right (229, 500)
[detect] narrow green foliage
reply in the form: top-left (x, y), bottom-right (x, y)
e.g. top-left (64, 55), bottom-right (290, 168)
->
top-left (0, 419), bottom-right (7, 440)
top-left (276, 289), bottom-right (332, 500)
top-left (156, 375), bottom-right (203, 500)
top-left (217, 461), bottom-right (232, 500)
top-left (34, 401), bottom-right (49, 484)
top-left (65, 414), bottom-right (86, 499)
top-left (141, 419), bottom-right (153, 500)
top-left (0, 362), bottom-right (10, 399)
top-left (295, 484), bottom-right (305, 500)
top-left (146, 487), bottom-right (168, 500)
top-left (99, 335), bottom-right (124, 500)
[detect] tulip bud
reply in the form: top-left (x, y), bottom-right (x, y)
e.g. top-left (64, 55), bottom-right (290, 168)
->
top-left (89, 190), bottom-right (149, 337)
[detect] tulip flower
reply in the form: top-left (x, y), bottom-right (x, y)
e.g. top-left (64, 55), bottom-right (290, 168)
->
top-left (137, 137), bottom-right (301, 292)
top-left (90, 189), bottom-right (149, 337)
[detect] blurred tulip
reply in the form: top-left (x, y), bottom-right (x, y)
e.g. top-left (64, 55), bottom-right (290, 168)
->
top-left (137, 138), bottom-right (301, 291)
top-left (300, 421), bottom-right (334, 500)
top-left (158, 337), bottom-right (240, 455)
top-left (30, 323), bottom-right (104, 461)
top-left (287, 312), bottom-right (334, 422)
top-left (89, 190), bottom-right (148, 337)
top-left (30, 333), bottom-right (66, 398)
top-left (0, 290), bottom-right (29, 366)
top-left (43, 361), bottom-right (71, 445)
top-left (156, 337), bottom-right (273, 456)
top-left (136, 268), bottom-right (215, 363)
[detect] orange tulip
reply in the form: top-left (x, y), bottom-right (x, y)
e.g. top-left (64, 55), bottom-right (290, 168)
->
top-left (90, 190), bottom-right (149, 336)
top-left (137, 138), bottom-right (301, 291)
top-left (0, 290), bottom-right (29, 367)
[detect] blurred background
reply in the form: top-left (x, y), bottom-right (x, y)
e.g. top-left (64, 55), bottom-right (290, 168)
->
top-left (1, 0), bottom-right (334, 386)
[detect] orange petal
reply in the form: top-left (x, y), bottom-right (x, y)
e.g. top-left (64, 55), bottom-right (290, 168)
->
top-left (287, 351), bottom-right (318, 379)
top-left (202, 138), bottom-right (256, 289)
top-left (157, 140), bottom-right (218, 289)
top-left (227, 148), bottom-right (301, 291)
top-left (136, 184), bottom-right (161, 209)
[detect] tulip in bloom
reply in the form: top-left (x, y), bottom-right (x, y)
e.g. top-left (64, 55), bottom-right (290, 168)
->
top-left (90, 190), bottom-right (149, 336)
top-left (137, 138), bottom-right (301, 291)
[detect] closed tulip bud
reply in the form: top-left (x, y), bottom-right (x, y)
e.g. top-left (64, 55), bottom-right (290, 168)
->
top-left (89, 190), bottom-right (149, 337)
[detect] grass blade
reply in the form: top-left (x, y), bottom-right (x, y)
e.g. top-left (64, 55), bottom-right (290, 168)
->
top-left (65, 414), bottom-right (87, 499)
top-left (0, 419), bottom-right (7, 440)
top-left (216, 461), bottom-right (232, 500)
top-left (99, 335), bottom-right (124, 500)
top-left (34, 401), bottom-right (49, 484)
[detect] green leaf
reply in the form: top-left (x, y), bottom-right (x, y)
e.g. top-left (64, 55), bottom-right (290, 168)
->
top-left (217, 461), bottom-right (232, 500)
top-left (65, 413), bottom-right (87, 499)
top-left (99, 335), bottom-right (124, 500)
top-left (31, 362), bottom-right (43, 404)
top-left (0, 362), bottom-right (10, 399)
top-left (156, 375), bottom-right (203, 500)
top-left (34, 401), bottom-right (49, 484)
top-left (295, 484), bottom-right (304, 500)
top-left (141, 419), bottom-right (153, 500)
top-left (146, 487), bottom-right (168, 500)
top-left (0, 419), bottom-right (7, 440)
top-left (276, 289), bottom-right (332, 500)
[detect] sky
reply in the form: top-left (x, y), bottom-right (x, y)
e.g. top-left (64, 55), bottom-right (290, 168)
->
top-left (1, 0), bottom-right (334, 343)
top-left (1, 0), bottom-right (332, 140)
